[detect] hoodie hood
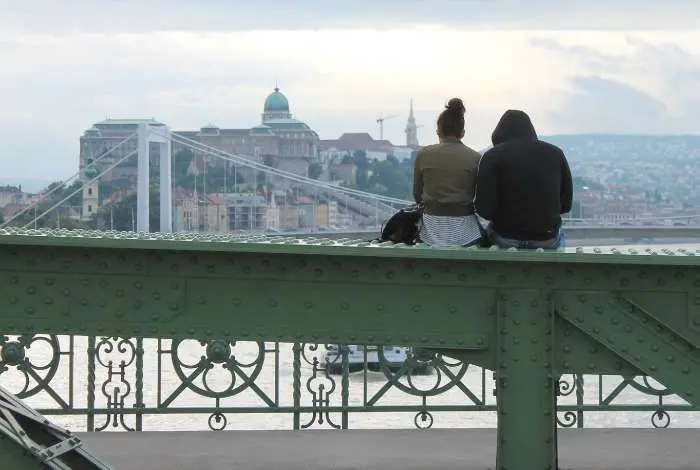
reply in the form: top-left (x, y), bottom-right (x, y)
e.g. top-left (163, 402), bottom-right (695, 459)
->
top-left (491, 109), bottom-right (538, 146)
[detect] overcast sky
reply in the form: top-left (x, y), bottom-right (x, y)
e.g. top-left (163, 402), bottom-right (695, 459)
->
top-left (0, 1), bottom-right (698, 183)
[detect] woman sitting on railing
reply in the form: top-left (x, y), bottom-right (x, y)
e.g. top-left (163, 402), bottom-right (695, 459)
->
top-left (412, 98), bottom-right (484, 247)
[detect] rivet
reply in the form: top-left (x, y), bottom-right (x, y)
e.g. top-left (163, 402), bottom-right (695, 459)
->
top-left (578, 294), bottom-right (587, 303)
top-left (666, 355), bottom-right (674, 362)
top-left (624, 326), bottom-right (632, 333)
top-left (340, 302), bottom-right (349, 310)
top-left (304, 301), bottom-right (313, 309)
top-left (25, 307), bottom-right (34, 315)
top-left (269, 300), bottom-right (278, 308)
top-left (595, 306), bottom-right (603, 314)
top-left (412, 305), bottom-right (420, 313)
top-left (152, 293), bottom-right (161, 300)
top-left (133, 300), bottom-right (142, 308)
top-left (44, 298), bottom-right (53, 305)
top-left (376, 304), bottom-right (384, 311)
top-left (170, 303), bottom-right (179, 311)
top-left (134, 281), bottom-right (143, 289)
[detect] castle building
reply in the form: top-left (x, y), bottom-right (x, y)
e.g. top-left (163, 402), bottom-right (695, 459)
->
top-left (172, 86), bottom-right (320, 176)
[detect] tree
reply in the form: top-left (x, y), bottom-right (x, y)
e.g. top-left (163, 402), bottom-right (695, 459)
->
top-left (98, 187), bottom-right (160, 232)
top-left (308, 163), bottom-right (322, 180)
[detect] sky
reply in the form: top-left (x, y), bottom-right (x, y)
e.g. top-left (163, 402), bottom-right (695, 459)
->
top-left (0, 1), bottom-right (699, 184)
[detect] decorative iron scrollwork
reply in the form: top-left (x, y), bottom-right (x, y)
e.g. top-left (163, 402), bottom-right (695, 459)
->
top-left (0, 334), bottom-right (70, 407)
top-left (91, 336), bottom-right (141, 431)
top-left (296, 343), bottom-right (344, 429)
top-left (160, 339), bottom-right (276, 431)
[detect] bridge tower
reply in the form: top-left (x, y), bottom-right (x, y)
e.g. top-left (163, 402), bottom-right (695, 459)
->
top-left (136, 122), bottom-right (172, 233)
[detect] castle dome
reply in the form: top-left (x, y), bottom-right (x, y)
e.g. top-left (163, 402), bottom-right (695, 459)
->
top-left (263, 87), bottom-right (289, 112)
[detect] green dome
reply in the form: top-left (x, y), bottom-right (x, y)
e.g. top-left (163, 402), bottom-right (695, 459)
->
top-left (264, 87), bottom-right (289, 112)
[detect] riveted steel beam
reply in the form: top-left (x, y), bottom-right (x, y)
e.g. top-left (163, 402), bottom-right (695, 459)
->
top-left (557, 293), bottom-right (700, 408)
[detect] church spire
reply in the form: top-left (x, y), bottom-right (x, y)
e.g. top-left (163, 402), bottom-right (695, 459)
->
top-left (405, 98), bottom-right (419, 148)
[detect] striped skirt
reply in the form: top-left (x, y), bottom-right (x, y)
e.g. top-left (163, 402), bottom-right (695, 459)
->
top-left (418, 213), bottom-right (483, 247)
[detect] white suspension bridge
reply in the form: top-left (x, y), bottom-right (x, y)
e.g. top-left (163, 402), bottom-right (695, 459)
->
top-left (2, 121), bottom-right (699, 240)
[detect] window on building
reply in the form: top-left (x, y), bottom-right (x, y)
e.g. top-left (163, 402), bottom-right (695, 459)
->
top-left (88, 188), bottom-right (93, 196)
top-left (88, 205), bottom-right (93, 213)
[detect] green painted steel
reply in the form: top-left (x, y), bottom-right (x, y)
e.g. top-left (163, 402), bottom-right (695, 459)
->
top-left (0, 228), bottom-right (699, 469)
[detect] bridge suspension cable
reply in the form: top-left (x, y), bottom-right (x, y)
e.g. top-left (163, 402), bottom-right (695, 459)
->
top-left (161, 130), bottom-right (413, 207)
top-left (21, 150), bottom-right (138, 229)
top-left (0, 132), bottom-right (137, 229)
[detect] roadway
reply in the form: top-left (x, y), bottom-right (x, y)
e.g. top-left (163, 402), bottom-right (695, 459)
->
top-left (78, 428), bottom-right (700, 470)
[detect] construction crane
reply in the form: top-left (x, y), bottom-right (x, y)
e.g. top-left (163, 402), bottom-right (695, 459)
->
top-left (376, 113), bottom-right (399, 141)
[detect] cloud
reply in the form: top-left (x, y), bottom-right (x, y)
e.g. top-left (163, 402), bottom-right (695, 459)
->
top-left (531, 35), bottom-right (700, 133)
top-left (0, 0), bottom-right (697, 33)
top-left (546, 76), bottom-right (668, 133)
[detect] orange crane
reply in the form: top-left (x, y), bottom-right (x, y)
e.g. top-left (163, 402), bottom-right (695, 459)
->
top-left (376, 113), bottom-right (399, 141)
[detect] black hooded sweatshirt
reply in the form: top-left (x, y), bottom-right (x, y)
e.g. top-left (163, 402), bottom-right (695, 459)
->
top-left (474, 110), bottom-right (573, 241)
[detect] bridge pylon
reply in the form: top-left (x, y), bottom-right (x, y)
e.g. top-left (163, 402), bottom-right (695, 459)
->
top-left (136, 122), bottom-right (172, 233)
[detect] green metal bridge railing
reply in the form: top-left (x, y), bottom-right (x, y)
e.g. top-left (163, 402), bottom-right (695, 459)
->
top-left (0, 227), bottom-right (698, 469)
top-left (0, 336), bottom-right (692, 432)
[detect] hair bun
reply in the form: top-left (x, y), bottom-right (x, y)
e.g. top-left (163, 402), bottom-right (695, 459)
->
top-left (446, 98), bottom-right (465, 115)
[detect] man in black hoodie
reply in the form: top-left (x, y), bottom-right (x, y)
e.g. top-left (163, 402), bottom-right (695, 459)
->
top-left (474, 110), bottom-right (573, 249)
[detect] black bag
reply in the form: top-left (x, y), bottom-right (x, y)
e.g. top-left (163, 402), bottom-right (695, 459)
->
top-left (377, 204), bottom-right (423, 245)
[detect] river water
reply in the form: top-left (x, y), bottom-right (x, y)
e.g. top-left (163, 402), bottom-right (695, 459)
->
top-left (1, 243), bottom-right (699, 432)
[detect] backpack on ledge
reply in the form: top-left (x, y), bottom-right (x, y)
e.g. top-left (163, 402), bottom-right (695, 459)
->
top-left (376, 204), bottom-right (423, 245)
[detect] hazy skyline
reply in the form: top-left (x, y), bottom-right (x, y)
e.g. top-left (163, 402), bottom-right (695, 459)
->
top-left (0, 1), bottom-right (698, 182)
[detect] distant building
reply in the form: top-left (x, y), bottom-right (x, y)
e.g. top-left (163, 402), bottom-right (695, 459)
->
top-left (404, 99), bottom-right (420, 148)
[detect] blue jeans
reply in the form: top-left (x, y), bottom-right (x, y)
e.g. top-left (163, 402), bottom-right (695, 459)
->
top-left (488, 224), bottom-right (565, 250)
